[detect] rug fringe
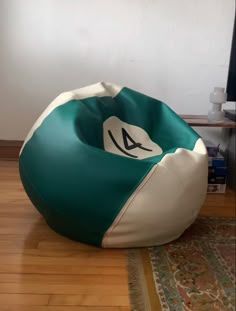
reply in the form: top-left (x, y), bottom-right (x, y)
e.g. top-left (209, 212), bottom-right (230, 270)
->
top-left (127, 249), bottom-right (152, 311)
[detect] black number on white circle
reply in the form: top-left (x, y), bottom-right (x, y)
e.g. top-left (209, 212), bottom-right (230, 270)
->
top-left (108, 128), bottom-right (152, 158)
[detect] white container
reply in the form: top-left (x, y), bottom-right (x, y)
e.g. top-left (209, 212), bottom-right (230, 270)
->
top-left (208, 87), bottom-right (227, 122)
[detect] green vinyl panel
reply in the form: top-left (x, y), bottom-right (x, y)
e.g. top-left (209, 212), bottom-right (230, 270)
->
top-left (19, 98), bottom-right (154, 246)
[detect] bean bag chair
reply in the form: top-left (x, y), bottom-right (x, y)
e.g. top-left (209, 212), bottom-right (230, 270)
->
top-left (19, 82), bottom-right (208, 248)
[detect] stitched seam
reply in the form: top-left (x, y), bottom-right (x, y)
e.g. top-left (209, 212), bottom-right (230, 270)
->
top-left (102, 141), bottom-right (205, 247)
top-left (102, 164), bottom-right (158, 246)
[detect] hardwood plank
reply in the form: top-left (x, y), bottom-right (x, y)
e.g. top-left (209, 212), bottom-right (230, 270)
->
top-left (0, 247), bottom-right (127, 259)
top-left (0, 283), bottom-right (128, 295)
top-left (0, 264), bottom-right (127, 276)
top-left (49, 294), bottom-right (129, 306)
top-left (0, 263), bottom-right (127, 280)
top-left (200, 189), bottom-right (236, 217)
top-left (0, 253), bottom-right (126, 266)
top-left (0, 274), bottom-right (126, 285)
top-left (0, 293), bottom-right (129, 307)
top-left (0, 294), bottom-right (50, 306)
top-left (0, 307), bottom-right (130, 311)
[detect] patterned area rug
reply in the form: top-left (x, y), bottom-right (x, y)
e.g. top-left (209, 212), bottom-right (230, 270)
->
top-left (128, 217), bottom-right (235, 311)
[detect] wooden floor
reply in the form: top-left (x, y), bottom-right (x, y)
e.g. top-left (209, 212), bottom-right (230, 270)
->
top-left (0, 161), bottom-right (235, 310)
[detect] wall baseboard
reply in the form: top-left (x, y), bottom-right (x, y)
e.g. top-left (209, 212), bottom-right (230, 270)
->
top-left (0, 140), bottom-right (23, 160)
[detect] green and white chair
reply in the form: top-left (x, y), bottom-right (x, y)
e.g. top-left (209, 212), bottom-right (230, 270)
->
top-left (19, 82), bottom-right (208, 248)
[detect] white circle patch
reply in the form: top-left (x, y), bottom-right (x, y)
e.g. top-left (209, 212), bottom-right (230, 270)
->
top-left (103, 116), bottom-right (163, 159)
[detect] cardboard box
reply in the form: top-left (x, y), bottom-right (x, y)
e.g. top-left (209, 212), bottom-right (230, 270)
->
top-left (207, 184), bottom-right (226, 193)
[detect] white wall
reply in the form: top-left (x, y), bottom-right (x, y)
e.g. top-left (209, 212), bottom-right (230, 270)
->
top-left (0, 0), bottom-right (235, 140)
